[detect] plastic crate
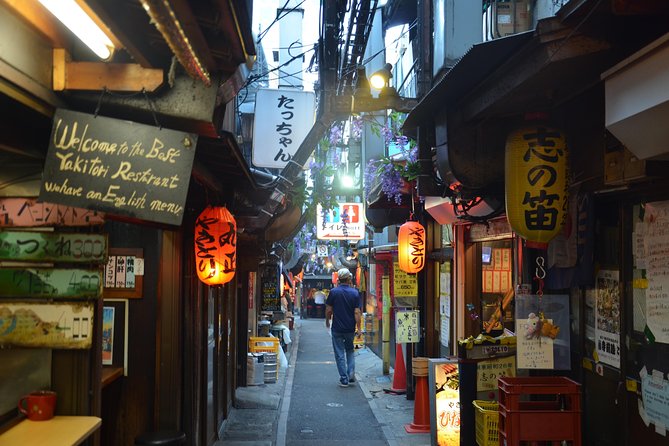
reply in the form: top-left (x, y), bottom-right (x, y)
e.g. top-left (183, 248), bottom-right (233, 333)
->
top-left (473, 400), bottom-right (499, 446)
top-left (249, 337), bottom-right (280, 355)
top-left (497, 376), bottom-right (581, 445)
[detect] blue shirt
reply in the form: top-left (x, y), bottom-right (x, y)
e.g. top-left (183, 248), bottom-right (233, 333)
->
top-left (325, 284), bottom-right (362, 333)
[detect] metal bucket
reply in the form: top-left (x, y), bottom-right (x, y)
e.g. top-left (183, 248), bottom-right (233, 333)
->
top-left (263, 352), bottom-right (277, 383)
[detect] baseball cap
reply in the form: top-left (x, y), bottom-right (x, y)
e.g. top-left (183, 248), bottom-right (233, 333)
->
top-left (337, 268), bottom-right (352, 280)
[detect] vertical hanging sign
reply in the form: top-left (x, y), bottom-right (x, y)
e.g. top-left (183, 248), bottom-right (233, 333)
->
top-left (252, 89), bottom-right (315, 169)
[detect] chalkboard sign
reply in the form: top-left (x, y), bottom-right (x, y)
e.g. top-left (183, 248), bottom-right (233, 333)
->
top-left (260, 264), bottom-right (281, 312)
top-left (39, 109), bottom-right (197, 226)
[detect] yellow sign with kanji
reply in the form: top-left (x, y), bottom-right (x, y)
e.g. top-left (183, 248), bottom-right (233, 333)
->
top-left (476, 355), bottom-right (516, 391)
top-left (393, 262), bottom-right (417, 297)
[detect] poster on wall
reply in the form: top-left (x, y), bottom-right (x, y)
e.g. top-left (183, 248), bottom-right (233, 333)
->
top-left (102, 306), bottom-right (115, 365)
top-left (595, 269), bottom-right (621, 368)
top-left (638, 366), bottom-right (669, 434)
top-left (644, 201), bottom-right (669, 344)
top-left (515, 294), bottom-right (570, 370)
top-left (428, 359), bottom-right (460, 446)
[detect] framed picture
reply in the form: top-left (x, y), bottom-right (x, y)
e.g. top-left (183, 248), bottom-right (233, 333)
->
top-left (102, 299), bottom-right (129, 375)
top-left (102, 306), bottom-right (115, 365)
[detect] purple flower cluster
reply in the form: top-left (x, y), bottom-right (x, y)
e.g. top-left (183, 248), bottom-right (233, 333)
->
top-left (381, 125), bottom-right (394, 146)
top-left (364, 159), bottom-right (405, 205)
top-left (350, 117), bottom-right (363, 140)
top-left (329, 124), bottom-right (343, 147)
top-left (380, 162), bottom-right (405, 205)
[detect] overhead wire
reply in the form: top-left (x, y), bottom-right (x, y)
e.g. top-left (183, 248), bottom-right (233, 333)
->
top-left (256, 0), bottom-right (307, 44)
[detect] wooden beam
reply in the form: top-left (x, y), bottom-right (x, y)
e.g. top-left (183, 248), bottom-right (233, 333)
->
top-left (53, 49), bottom-right (164, 92)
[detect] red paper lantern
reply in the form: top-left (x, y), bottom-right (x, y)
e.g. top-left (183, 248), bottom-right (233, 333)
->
top-left (194, 206), bottom-right (237, 285)
top-left (398, 220), bottom-right (425, 274)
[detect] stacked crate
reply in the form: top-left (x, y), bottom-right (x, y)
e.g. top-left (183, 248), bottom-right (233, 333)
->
top-left (498, 376), bottom-right (581, 446)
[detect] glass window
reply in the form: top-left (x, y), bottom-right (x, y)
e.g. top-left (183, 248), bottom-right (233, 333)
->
top-left (478, 240), bottom-right (514, 335)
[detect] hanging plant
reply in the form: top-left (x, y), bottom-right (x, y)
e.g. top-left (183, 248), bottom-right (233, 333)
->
top-left (364, 112), bottom-right (419, 205)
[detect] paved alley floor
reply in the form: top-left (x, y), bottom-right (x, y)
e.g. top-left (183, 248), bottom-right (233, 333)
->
top-left (217, 317), bottom-right (431, 446)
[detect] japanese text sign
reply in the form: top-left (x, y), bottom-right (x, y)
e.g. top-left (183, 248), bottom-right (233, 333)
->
top-left (395, 310), bottom-right (420, 343)
top-left (505, 124), bottom-right (568, 244)
top-left (316, 202), bottom-right (365, 240)
top-left (252, 88), bottom-right (315, 169)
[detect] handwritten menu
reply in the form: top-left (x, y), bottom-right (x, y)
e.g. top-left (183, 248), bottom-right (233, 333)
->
top-left (516, 319), bottom-right (554, 369)
top-left (39, 109), bottom-right (197, 226)
top-left (645, 202), bottom-right (669, 344)
top-left (639, 366), bottom-right (669, 431)
top-left (395, 310), bottom-right (419, 343)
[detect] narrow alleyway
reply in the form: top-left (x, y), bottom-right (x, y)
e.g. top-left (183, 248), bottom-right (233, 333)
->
top-left (218, 317), bottom-right (429, 446)
top-left (285, 319), bottom-right (386, 445)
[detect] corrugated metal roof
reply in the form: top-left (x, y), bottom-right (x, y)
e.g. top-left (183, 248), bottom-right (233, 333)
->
top-left (403, 31), bottom-right (533, 130)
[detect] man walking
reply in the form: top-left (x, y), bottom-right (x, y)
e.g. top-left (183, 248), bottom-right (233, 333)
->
top-left (325, 268), bottom-right (362, 387)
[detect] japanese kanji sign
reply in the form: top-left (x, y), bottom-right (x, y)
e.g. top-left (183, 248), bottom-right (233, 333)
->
top-left (396, 310), bottom-right (420, 343)
top-left (0, 268), bottom-right (102, 299)
top-left (505, 123), bottom-right (568, 244)
top-left (252, 88), bottom-right (315, 169)
top-left (316, 203), bottom-right (365, 240)
top-left (0, 231), bottom-right (107, 263)
top-left (0, 198), bottom-right (104, 227)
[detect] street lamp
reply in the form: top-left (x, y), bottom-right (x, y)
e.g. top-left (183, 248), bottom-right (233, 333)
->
top-left (370, 63), bottom-right (393, 89)
top-left (349, 63), bottom-right (415, 114)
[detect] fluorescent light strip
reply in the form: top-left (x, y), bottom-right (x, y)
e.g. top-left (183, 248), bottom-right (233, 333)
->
top-left (39, 0), bottom-right (114, 59)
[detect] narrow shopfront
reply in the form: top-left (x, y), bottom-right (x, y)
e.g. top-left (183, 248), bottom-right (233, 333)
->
top-left (408, 5), bottom-right (669, 444)
top-left (0, 2), bottom-right (266, 445)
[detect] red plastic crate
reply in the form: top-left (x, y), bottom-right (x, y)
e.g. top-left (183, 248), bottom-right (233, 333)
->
top-left (498, 377), bottom-right (582, 446)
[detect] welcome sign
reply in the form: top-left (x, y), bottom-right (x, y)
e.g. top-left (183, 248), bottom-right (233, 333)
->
top-left (39, 109), bottom-right (197, 226)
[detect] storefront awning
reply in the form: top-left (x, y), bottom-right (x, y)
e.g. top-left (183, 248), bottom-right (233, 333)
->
top-left (603, 32), bottom-right (669, 160)
top-left (403, 31), bottom-right (533, 131)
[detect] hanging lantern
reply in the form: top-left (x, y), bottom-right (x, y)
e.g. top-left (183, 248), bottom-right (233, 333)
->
top-left (398, 220), bottom-right (426, 274)
top-left (194, 206), bottom-right (237, 285)
top-left (505, 118), bottom-right (568, 246)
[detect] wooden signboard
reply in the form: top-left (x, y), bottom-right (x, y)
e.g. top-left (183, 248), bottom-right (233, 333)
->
top-left (38, 109), bottom-right (197, 226)
top-left (0, 198), bottom-right (105, 227)
top-left (0, 268), bottom-right (102, 299)
top-left (0, 231), bottom-right (107, 263)
top-left (0, 302), bottom-right (94, 348)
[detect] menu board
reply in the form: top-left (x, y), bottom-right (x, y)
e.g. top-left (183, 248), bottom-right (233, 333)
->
top-left (260, 265), bottom-right (280, 311)
top-left (39, 109), bottom-right (197, 226)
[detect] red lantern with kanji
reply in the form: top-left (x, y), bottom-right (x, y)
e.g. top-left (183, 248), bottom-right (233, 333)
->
top-left (195, 206), bottom-right (237, 285)
top-left (398, 220), bottom-right (425, 274)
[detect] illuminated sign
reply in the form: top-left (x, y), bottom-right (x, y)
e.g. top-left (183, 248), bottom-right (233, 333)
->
top-left (316, 203), bottom-right (365, 240)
